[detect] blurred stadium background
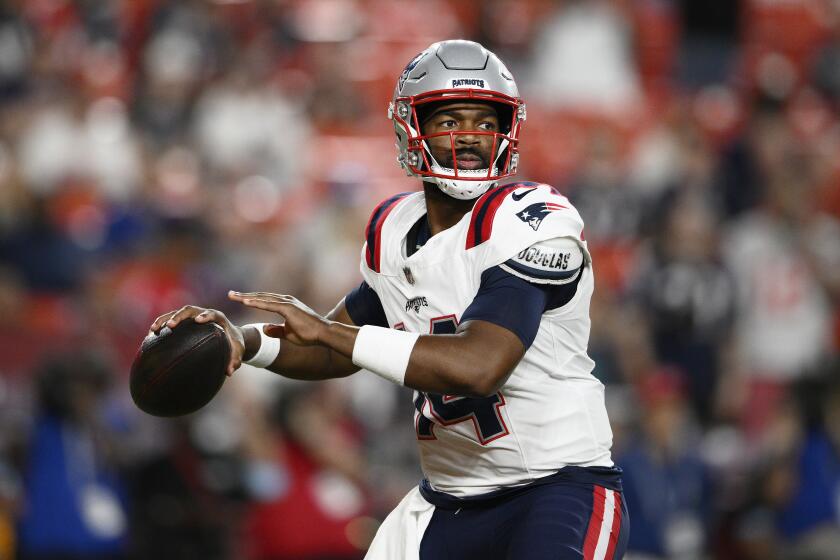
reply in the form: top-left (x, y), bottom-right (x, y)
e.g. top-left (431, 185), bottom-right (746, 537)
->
top-left (1, 0), bottom-right (840, 558)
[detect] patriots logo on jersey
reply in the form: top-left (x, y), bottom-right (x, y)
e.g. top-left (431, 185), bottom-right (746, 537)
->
top-left (405, 296), bottom-right (429, 313)
top-left (516, 201), bottom-right (566, 231)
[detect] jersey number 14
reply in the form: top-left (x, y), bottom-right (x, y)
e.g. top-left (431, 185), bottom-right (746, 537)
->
top-left (406, 316), bottom-right (509, 445)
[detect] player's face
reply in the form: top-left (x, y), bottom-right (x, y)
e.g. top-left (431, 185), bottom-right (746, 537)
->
top-left (420, 102), bottom-right (500, 170)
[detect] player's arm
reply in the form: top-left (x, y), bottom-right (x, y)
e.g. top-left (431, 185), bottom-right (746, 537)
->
top-left (228, 293), bottom-right (519, 397)
top-left (149, 299), bottom-right (359, 380)
top-left (255, 278), bottom-right (394, 380)
top-left (243, 297), bottom-right (360, 380)
top-left (230, 237), bottom-right (584, 397)
top-left (404, 319), bottom-right (524, 396)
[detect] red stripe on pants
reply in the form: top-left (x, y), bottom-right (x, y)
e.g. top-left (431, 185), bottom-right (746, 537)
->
top-left (582, 485), bottom-right (607, 559)
top-left (604, 491), bottom-right (622, 560)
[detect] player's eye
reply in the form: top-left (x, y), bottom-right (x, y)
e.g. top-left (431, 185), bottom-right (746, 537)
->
top-left (439, 119), bottom-right (458, 128)
top-left (478, 121), bottom-right (497, 131)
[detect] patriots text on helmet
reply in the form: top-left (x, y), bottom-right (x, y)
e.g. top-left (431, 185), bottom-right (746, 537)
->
top-left (451, 78), bottom-right (486, 88)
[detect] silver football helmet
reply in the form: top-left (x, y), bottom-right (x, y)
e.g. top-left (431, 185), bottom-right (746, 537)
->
top-left (389, 40), bottom-right (526, 200)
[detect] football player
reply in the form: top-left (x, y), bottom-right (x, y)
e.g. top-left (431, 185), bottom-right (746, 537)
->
top-left (152, 40), bottom-right (628, 560)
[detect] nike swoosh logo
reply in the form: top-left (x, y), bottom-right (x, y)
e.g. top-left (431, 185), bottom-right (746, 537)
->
top-left (511, 188), bottom-right (537, 201)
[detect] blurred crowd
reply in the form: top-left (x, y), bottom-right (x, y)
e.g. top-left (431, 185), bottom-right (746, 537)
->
top-left (1, 0), bottom-right (840, 559)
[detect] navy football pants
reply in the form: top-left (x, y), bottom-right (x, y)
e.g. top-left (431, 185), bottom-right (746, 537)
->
top-left (419, 481), bottom-right (629, 560)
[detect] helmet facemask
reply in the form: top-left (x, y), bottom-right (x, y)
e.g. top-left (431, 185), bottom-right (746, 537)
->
top-left (390, 89), bottom-right (525, 200)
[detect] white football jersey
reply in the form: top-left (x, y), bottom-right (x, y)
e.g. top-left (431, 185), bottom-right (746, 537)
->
top-left (359, 182), bottom-right (613, 498)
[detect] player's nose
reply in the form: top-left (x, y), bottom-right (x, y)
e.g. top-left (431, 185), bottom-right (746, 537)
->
top-left (455, 130), bottom-right (481, 145)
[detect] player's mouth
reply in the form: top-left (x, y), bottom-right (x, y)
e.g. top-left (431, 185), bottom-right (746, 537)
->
top-left (455, 153), bottom-right (486, 170)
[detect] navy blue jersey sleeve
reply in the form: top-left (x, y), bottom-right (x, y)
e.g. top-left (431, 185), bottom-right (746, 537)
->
top-left (344, 281), bottom-right (389, 328)
top-left (461, 266), bottom-right (583, 349)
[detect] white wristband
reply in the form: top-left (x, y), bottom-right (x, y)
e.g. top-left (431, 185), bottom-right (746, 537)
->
top-left (352, 325), bottom-right (419, 386)
top-left (243, 323), bottom-right (281, 368)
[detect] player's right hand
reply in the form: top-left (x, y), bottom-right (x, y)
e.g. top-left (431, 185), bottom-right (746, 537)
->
top-left (150, 306), bottom-right (246, 376)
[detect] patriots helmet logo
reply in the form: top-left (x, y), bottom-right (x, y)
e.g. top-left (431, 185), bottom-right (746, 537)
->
top-left (516, 202), bottom-right (566, 231)
top-left (399, 51), bottom-right (427, 91)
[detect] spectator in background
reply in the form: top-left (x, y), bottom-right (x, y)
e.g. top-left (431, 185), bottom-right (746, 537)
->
top-left (0, 194), bottom-right (89, 294)
top-left (629, 196), bottom-right (735, 424)
top-left (192, 63), bottom-right (310, 187)
top-left (127, 415), bottom-right (239, 560)
top-left (675, 0), bottom-right (739, 89)
top-left (773, 367), bottom-right (840, 559)
top-left (17, 353), bottom-right (129, 560)
top-left (568, 127), bottom-right (640, 247)
top-left (716, 99), bottom-right (787, 219)
top-left (722, 130), bottom-right (840, 434)
top-left (617, 370), bottom-right (712, 559)
top-left (16, 91), bottom-right (141, 204)
top-left (131, 0), bottom-right (218, 147)
top-left (528, 0), bottom-right (640, 113)
top-left (241, 382), bottom-right (372, 560)
top-left (0, 6), bottom-right (32, 103)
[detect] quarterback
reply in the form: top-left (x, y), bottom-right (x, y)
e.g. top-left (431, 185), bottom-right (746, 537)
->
top-left (152, 40), bottom-right (628, 559)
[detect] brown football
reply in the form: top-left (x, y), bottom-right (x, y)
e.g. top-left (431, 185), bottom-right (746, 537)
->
top-left (130, 319), bottom-right (230, 417)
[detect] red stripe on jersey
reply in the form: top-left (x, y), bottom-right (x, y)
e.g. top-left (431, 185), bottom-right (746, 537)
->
top-left (465, 189), bottom-right (497, 249)
top-left (372, 197), bottom-right (404, 272)
top-left (605, 491), bottom-right (623, 560)
top-left (583, 485), bottom-right (607, 560)
top-left (465, 183), bottom-right (521, 249)
top-left (478, 186), bottom-right (517, 244)
top-left (365, 193), bottom-right (410, 271)
top-left (364, 206), bottom-right (383, 269)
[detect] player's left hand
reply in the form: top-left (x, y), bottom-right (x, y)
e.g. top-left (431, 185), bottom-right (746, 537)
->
top-left (228, 291), bottom-right (329, 347)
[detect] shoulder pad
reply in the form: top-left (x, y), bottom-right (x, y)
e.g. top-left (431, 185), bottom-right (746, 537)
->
top-left (363, 192), bottom-right (413, 273)
top-left (465, 182), bottom-right (589, 270)
top-left (500, 237), bottom-right (584, 285)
